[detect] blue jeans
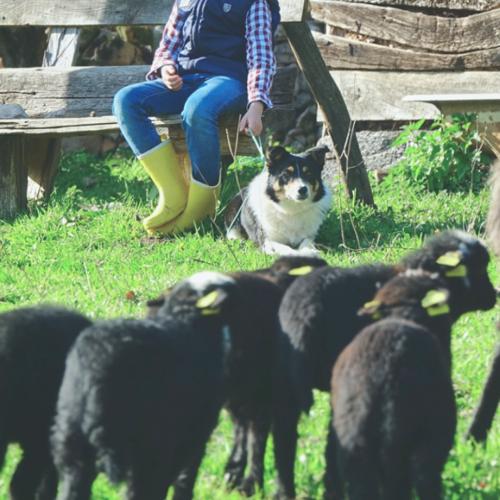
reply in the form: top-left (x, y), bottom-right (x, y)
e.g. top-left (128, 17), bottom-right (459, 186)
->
top-left (112, 74), bottom-right (247, 186)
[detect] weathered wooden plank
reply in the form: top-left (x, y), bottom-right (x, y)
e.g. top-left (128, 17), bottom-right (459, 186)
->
top-left (0, 0), bottom-right (305, 26)
top-left (283, 22), bottom-right (374, 206)
top-left (312, 0), bottom-right (498, 12)
top-left (0, 65), bottom-right (296, 117)
top-left (0, 137), bottom-right (27, 219)
top-left (311, 1), bottom-right (500, 53)
top-left (0, 114), bottom-right (286, 156)
top-left (316, 71), bottom-right (500, 122)
top-left (28, 27), bottom-right (82, 201)
top-left (42, 28), bottom-right (81, 66)
top-left (314, 32), bottom-right (500, 71)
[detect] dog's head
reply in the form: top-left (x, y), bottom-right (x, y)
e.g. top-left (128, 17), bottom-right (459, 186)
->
top-left (264, 146), bottom-right (328, 204)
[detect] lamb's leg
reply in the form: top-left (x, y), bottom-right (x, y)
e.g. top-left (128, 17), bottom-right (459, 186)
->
top-left (127, 461), bottom-right (170, 500)
top-left (381, 459), bottom-right (411, 500)
top-left (341, 451), bottom-right (380, 500)
top-left (323, 418), bottom-right (344, 500)
top-left (273, 402), bottom-right (301, 499)
top-left (172, 444), bottom-right (207, 500)
top-left (54, 431), bottom-right (96, 500)
top-left (412, 438), bottom-right (451, 500)
top-left (224, 418), bottom-right (248, 490)
top-left (466, 343), bottom-right (500, 443)
top-left (239, 415), bottom-right (271, 496)
top-left (36, 462), bottom-right (59, 500)
top-left (10, 446), bottom-right (50, 500)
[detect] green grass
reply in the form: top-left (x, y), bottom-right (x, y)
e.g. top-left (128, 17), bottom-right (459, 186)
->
top-left (0, 150), bottom-right (498, 499)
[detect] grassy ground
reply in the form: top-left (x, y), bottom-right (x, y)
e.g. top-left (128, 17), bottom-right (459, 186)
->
top-left (0, 150), bottom-right (498, 499)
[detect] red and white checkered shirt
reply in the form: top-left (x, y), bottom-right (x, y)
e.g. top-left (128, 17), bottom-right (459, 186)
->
top-left (147, 0), bottom-right (277, 109)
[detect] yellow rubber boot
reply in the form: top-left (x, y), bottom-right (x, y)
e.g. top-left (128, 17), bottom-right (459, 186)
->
top-left (153, 177), bottom-right (221, 235)
top-left (138, 140), bottom-right (188, 232)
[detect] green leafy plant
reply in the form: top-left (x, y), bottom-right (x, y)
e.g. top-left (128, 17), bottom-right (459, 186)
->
top-left (388, 114), bottom-right (492, 193)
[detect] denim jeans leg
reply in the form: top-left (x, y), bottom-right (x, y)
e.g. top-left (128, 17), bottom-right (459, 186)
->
top-left (112, 79), bottom-right (194, 156)
top-left (182, 76), bottom-right (247, 186)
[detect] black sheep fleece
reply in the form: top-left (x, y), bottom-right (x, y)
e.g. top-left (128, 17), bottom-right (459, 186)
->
top-left (52, 273), bottom-right (236, 500)
top-left (0, 306), bottom-right (91, 500)
top-left (331, 273), bottom-right (458, 500)
top-left (273, 230), bottom-right (496, 499)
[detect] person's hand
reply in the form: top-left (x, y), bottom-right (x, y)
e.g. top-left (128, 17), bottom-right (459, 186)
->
top-left (239, 101), bottom-right (264, 136)
top-left (161, 65), bottom-right (183, 91)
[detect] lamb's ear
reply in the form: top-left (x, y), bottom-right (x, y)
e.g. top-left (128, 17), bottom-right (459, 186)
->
top-left (195, 288), bottom-right (231, 315)
top-left (266, 146), bottom-right (287, 167)
top-left (358, 299), bottom-right (383, 320)
top-left (304, 145), bottom-right (329, 169)
top-left (421, 289), bottom-right (451, 317)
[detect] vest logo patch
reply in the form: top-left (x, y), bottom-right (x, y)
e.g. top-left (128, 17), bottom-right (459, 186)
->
top-left (179, 0), bottom-right (191, 8)
top-left (223, 3), bottom-right (232, 13)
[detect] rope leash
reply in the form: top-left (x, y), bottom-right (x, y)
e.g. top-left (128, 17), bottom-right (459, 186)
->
top-left (225, 128), bottom-right (265, 235)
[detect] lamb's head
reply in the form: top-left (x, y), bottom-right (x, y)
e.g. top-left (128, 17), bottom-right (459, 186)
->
top-left (401, 230), bottom-right (496, 314)
top-left (358, 270), bottom-right (454, 331)
top-left (156, 272), bottom-right (238, 321)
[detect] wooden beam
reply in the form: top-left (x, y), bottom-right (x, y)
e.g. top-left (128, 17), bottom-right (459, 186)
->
top-left (283, 22), bottom-right (374, 206)
top-left (0, 65), bottom-right (296, 117)
top-left (0, 0), bottom-right (306, 26)
top-left (311, 1), bottom-right (500, 53)
top-left (0, 113), bottom-right (290, 156)
top-left (311, 0), bottom-right (498, 12)
top-left (313, 32), bottom-right (500, 71)
top-left (26, 28), bottom-right (82, 201)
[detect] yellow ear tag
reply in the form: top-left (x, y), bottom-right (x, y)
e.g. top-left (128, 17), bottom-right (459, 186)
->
top-left (196, 290), bottom-right (220, 309)
top-left (288, 265), bottom-right (314, 276)
top-left (444, 265), bottom-right (467, 278)
top-left (436, 251), bottom-right (462, 267)
top-left (362, 300), bottom-right (382, 320)
top-left (421, 290), bottom-right (448, 309)
top-left (201, 308), bottom-right (220, 316)
top-left (427, 304), bottom-right (450, 317)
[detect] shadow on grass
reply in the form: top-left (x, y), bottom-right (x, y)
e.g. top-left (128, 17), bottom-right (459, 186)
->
top-left (49, 149), bottom-right (150, 206)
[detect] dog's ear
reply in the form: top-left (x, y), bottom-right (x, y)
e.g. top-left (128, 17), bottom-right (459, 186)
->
top-left (303, 145), bottom-right (329, 169)
top-left (266, 146), bottom-right (287, 167)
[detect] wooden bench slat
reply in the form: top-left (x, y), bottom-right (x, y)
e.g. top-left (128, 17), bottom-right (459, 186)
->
top-left (0, 0), bottom-right (306, 26)
top-left (0, 114), bottom-right (281, 156)
top-left (317, 71), bottom-right (500, 122)
top-left (0, 65), bottom-right (296, 118)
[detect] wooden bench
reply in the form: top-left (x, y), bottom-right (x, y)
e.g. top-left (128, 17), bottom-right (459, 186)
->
top-left (403, 94), bottom-right (500, 158)
top-left (0, 0), bottom-right (306, 219)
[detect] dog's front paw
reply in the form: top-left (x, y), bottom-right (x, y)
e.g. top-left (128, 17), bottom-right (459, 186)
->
top-left (262, 241), bottom-right (300, 256)
top-left (297, 239), bottom-right (320, 257)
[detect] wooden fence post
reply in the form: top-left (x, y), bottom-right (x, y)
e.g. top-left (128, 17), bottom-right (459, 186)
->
top-left (0, 136), bottom-right (27, 219)
top-left (283, 21), bottom-right (375, 206)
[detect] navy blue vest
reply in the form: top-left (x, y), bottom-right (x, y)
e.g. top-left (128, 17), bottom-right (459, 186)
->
top-left (176, 0), bottom-right (280, 82)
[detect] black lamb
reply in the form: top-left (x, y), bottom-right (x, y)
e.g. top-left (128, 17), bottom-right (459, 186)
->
top-left (0, 306), bottom-right (91, 500)
top-left (330, 272), bottom-right (461, 500)
top-left (146, 256), bottom-right (328, 498)
top-left (466, 343), bottom-right (500, 442)
top-left (467, 161), bottom-right (500, 442)
top-left (273, 230), bottom-right (497, 499)
top-left (52, 271), bottom-right (241, 500)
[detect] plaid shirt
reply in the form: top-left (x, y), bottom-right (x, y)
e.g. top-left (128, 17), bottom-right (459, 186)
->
top-left (147, 0), bottom-right (276, 109)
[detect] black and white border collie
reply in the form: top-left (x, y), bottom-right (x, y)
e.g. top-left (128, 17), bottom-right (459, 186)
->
top-left (225, 146), bottom-right (332, 256)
